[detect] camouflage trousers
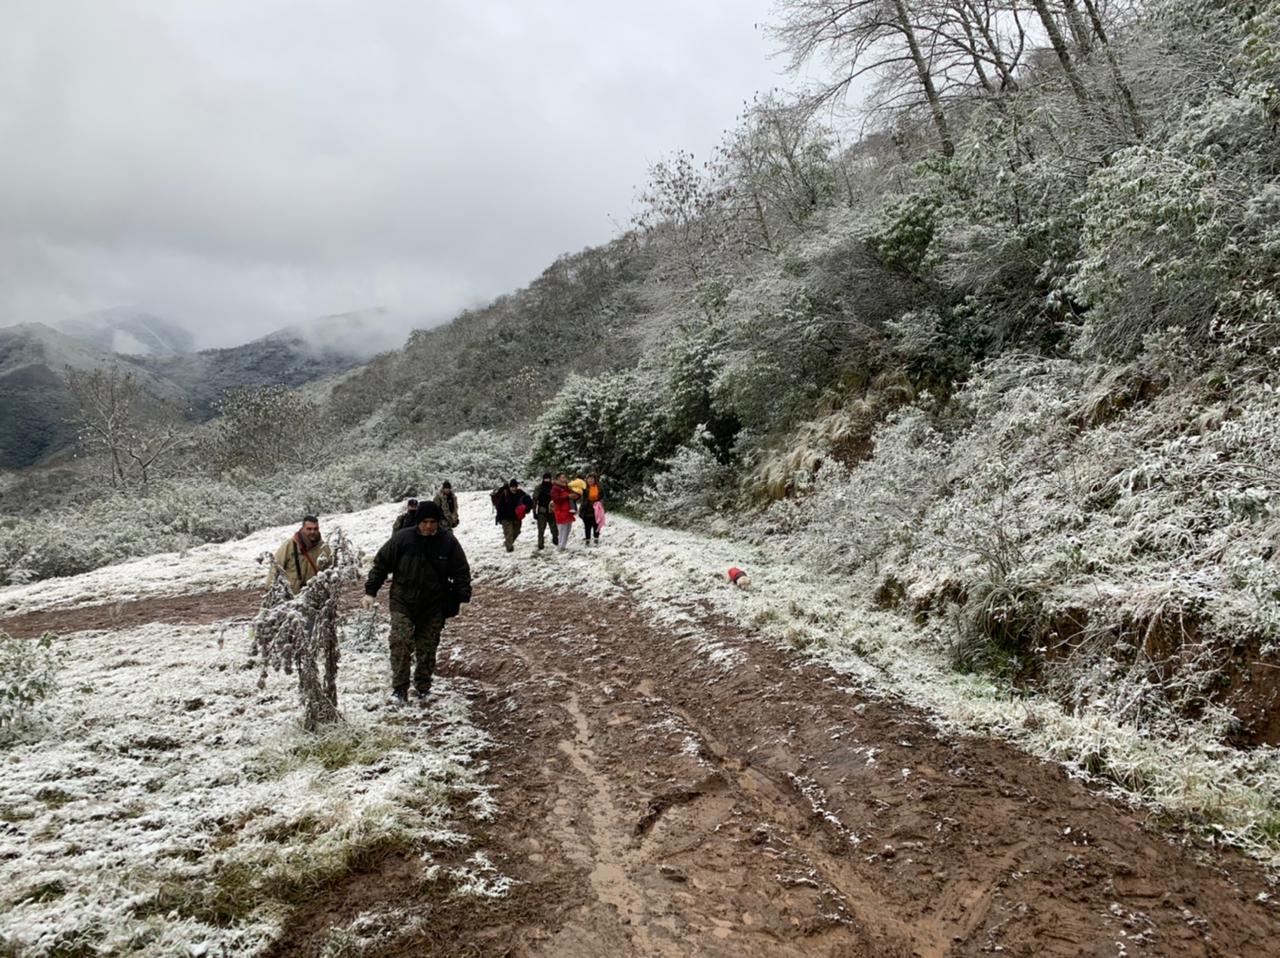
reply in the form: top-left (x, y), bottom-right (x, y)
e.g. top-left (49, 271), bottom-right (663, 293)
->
top-left (501, 519), bottom-right (522, 552)
top-left (389, 611), bottom-right (445, 695)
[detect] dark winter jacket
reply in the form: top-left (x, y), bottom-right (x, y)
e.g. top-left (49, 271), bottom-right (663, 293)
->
top-left (577, 481), bottom-right (603, 517)
top-left (365, 527), bottom-right (472, 622)
top-left (491, 485), bottom-right (533, 523)
top-left (532, 480), bottom-right (555, 517)
top-left (392, 510), bottom-right (417, 534)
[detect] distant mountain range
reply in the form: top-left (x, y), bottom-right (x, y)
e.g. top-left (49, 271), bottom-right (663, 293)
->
top-left (0, 308), bottom-right (428, 469)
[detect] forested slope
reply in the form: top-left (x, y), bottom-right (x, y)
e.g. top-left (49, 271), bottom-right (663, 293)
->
top-left (336, 0), bottom-right (1280, 756)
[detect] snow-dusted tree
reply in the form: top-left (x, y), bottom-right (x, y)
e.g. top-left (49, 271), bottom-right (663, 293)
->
top-left (64, 364), bottom-right (187, 488)
top-left (774, 0), bottom-right (957, 156)
top-left (251, 530), bottom-right (359, 731)
top-left (714, 95), bottom-right (838, 254)
top-left (632, 149), bottom-right (728, 282)
top-left (214, 384), bottom-right (334, 476)
top-left (916, 0), bottom-right (1027, 95)
top-left (530, 372), bottom-right (677, 496)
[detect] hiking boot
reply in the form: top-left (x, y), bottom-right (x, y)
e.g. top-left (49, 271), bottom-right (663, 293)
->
top-left (391, 690), bottom-right (409, 707)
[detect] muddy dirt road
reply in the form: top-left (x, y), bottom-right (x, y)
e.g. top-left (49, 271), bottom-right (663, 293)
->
top-left (7, 583), bottom-right (1278, 957)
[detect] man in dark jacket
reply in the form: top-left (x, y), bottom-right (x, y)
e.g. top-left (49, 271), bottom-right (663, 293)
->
top-left (531, 472), bottom-right (555, 550)
top-left (362, 501), bottom-right (471, 705)
top-left (391, 497), bottom-right (419, 534)
top-left (491, 477), bottom-right (534, 553)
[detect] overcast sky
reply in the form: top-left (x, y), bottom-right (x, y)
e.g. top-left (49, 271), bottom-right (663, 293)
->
top-left (0, 0), bottom-right (792, 348)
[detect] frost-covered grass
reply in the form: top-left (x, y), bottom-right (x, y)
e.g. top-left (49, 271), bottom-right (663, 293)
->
top-left (0, 608), bottom-right (496, 955)
top-left (0, 501), bottom-right (402, 618)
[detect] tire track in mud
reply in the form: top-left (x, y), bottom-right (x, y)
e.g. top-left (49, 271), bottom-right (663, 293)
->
top-left (25, 576), bottom-right (1280, 956)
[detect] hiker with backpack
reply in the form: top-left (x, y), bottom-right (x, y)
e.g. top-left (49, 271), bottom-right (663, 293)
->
top-left (491, 477), bottom-right (534, 553)
top-left (434, 481), bottom-right (460, 531)
top-left (361, 501), bottom-right (471, 706)
top-left (550, 473), bottom-right (578, 550)
top-left (578, 472), bottom-right (605, 546)
top-left (267, 515), bottom-right (333, 595)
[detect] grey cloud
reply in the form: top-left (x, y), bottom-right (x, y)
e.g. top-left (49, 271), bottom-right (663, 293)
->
top-left (0, 0), bottom-right (785, 347)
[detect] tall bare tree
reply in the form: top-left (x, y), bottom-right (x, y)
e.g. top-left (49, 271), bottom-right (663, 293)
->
top-left (774, 0), bottom-right (957, 156)
top-left (64, 365), bottom-right (186, 488)
top-left (1025, 0), bottom-right (1092, 103)
top-left (1080, 0), bottom-right (1145, 137)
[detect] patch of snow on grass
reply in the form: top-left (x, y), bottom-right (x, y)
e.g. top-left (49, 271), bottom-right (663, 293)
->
top-left (0, 612), bottom-right (494, 956)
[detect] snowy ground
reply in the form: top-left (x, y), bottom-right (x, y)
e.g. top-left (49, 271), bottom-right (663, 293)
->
top-left (1, 491), bottom-right (1277, 955)
top-left (0, 502), bottom-right (495, 956)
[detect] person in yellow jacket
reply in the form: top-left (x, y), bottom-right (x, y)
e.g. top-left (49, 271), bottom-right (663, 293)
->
top-left (267, 515), bottom-right (333, 595)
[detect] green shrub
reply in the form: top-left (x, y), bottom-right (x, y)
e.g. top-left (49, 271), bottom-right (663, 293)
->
top-left (530, 372), bottom-right (677, 495)
top-left (0, 632), bottom-right (64, 733)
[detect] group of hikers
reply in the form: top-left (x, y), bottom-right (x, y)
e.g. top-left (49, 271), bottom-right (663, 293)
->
top-left (267, 470), bottom-right (603, 707)
top-left (490, 471), bottom-right (605, 553)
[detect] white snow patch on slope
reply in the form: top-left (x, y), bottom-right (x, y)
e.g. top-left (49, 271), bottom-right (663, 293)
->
top-left (0, 612), bottom-right (494, 956)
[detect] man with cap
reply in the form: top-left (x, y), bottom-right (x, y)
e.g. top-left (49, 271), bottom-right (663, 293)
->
top-left (531, 472), bottom-right (556, 550)
top-left (362, 501), bottom-right (472, 706)
top-left (490, 477), bottom-right (534, 553)
top-left (392, 496), bottom-right (419, 534)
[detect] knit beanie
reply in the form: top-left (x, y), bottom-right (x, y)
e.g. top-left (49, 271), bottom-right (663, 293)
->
top-left (415, 501), bottom-right (444, 523)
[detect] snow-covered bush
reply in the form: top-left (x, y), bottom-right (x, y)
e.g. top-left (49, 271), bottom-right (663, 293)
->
top-left (749, 349), bottom-right (1280, 749)
top-left (635, 429), bottom-right (737, 525)
top-left (0, 631), bottom-right (64, 734)
top-left (252, 530), bottom-right (361, 731)
top-left (1069, 93), bottom-right (1280, 356)
top-left (531, 372), bottom-right (677, 495)
top-left (764, 404), bottom-right (950, 572)
top-left (0, 432), bottom-right (527, 587)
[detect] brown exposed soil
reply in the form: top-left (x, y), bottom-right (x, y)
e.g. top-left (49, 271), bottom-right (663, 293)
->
top-left (0, 583), bottom-right (367, 639)
top-left (14, 581), bottom-right (1280, 955)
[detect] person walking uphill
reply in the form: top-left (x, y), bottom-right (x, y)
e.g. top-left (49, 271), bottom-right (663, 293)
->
top-left (434, 481), bottom-right (460, 531)
top-left (532, 472), bottom-right (556, 550)
top-left (491, 478), bottom-right (533, 553)
top-left (551, 473), bottom-right (578, 550)
top-left (362, 502), bottom-right (471, 706)
top-left (268, 515), bottom-right (333, 595)
top-left (392, 497), bottom-right (419, 534)
top-left (578, 472), bottom-right (604, 546)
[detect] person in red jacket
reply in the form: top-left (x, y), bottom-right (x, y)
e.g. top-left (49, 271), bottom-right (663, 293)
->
top-left (550, 473), bottom-right (579, 551)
